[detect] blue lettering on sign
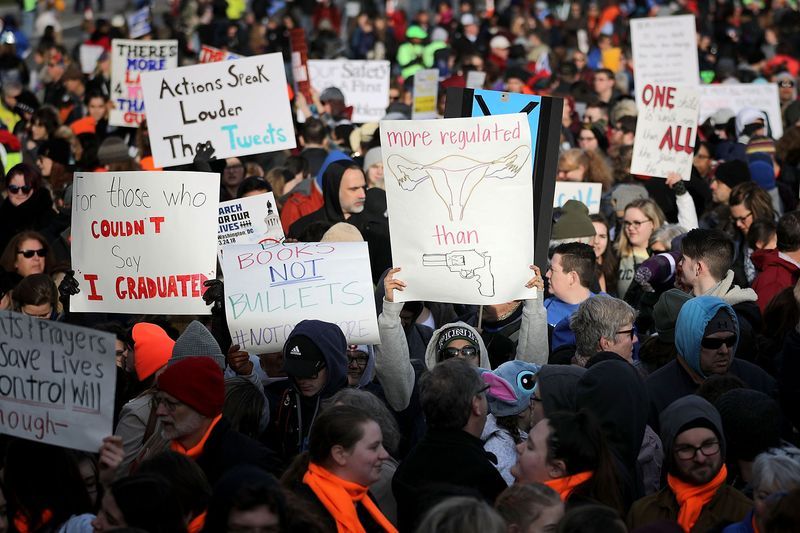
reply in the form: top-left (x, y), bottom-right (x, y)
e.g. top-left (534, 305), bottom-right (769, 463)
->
top-left (555, 186), bottom-right (600, 211)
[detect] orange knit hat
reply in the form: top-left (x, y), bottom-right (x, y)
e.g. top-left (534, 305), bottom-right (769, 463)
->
top-left (133, 323), bottom-right (175, 381)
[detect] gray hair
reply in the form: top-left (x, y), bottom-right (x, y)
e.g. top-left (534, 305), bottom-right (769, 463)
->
top-left (416, 497), bottom-right (506, 533)
top-left (570, 295), bottom-right (637, 358)
top-left (649, 224), bottom-right (686, 250)
top-left (223, 377), bottom-right (269, 438)
top-left (752, 449), bottom-right (800, 493)
top-left (329, 388), bottom-right (401, 457)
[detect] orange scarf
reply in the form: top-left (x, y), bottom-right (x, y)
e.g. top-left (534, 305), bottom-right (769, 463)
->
top-left (667, 464), bottom-right (728, 533)
top-left (188, 510), bottom-right (207, 533)
top-left (545, 471), bottom-right (594, 501)
top-left (13, 509), bottom-right (53, 533)
top-left (303, 462), bottom-right (397, 533)
top-left (170, 414), bottom-right (223, 459)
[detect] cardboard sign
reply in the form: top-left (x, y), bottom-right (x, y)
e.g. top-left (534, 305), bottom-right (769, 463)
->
top-left (412, 68), bottom-right (439, 119)
top-left (70, 171), bottom-right (219, 314)
top-left (127, 7), bottom-right (151, 39)
top-left (218, 193), bottom-right (285, 247)
top-left (110, 39), bottom-right (178, 127)
top-left (554, 182), bottom-right (602, 214)
top-left (199, 45), bottom-right (241, 63)
top-left (631, 84), bottom-right (699, 180)
top-left (381, 114), bottom-right (536, 305)
top-left (0, 311), bottom-right (116, 452)
top-left (698, 83), bottom-right (783, 139)
top-left (631, 15), bottom-right (699, 98)
top-left (141, 53), bottom-right (296, 167)
top-left (221, 242), bottom-right (379, 354)
top-left (79, 44), bottom-right (105, 74)
top-left (306, 60), bottom-right (390, 122)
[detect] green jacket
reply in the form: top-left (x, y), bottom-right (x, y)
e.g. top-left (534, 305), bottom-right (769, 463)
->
top-left (397, 42), bottom-right (426, 79)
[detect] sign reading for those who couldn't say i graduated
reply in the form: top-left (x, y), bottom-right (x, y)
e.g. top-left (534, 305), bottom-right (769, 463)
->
top-left (141, 53), bottom-right (296, 168)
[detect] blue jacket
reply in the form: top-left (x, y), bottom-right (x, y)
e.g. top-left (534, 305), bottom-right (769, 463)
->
top-left (674, 296), bottom-right (739, 379)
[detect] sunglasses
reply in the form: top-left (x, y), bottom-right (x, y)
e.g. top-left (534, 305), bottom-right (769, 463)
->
top-left (700, 335), bottom-right (737, 350)
top-left (8, 184), bottom-right (32, 194)
top-left (17, 248), bottom-right (47, 258)
top-left (779, 80), bottom-right (795, 88)
top-left (440, 345), bottom-right (479, 359)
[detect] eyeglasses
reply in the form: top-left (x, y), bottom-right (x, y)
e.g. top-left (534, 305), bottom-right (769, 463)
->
top-left (730, 212), bottom-right (753, 224)
top-left (623, 219), bottom-right (652, 229)
top-left (8, 184), bottom-right (32, 194)
top-left (440, 345), bottom-right (479, 359)
top-left (700, 335), bottom-right (737, 350)
top-left (615, 328), bottom-right (635, 340)
top-left (779, 80), bottom-right (795, 88)
top-left (154, 395), bottom-right (182, 412)
top-left (17, 248), bottom-right (47, 258)
top-left (347, 354), bottom-right (369, 368)
top-left (674, 440), bottom-right (721, 461)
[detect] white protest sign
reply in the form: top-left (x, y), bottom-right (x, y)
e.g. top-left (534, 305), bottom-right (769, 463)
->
top-left (221, 242), bottom-right (379, 354)
top-left (631, 14), bottom-right (699, 100)
top-left (0, 311), bottom-right (116, 452)
top-left (218, 193), bottom-right (285, 247)
top-left (631, 84), bottom-right (699, 180)
top-left (698, 83), bottom-right (783, 139)
top-left (466, 70), bottom-right (487, 89)
top-left (554, 182), bottom-right (602, 214)
top-left (381, 114), bottom-right (536, 305)
top-left (110, 39), bottom-right (178, 127)
top-left (141, 53), bottom-right (296, 167)
top-left (70, 171), bottom-right (219, 314)
top-left (307, 60), bottom-right (390, 122)
top-left (79, 44), bottom-right (105, 74)
top-left (127, 7), bottom-right (151, 39)
top-left (199, 44), bottom-right (241, 63)
top-left (412, 68), bottom-right (439, 120)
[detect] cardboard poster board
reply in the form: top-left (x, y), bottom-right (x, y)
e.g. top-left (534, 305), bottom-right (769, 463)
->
top-left (554, 182), bottom-right (603, 214)
top-left (306, 60), bottom-right (391, 123)
top-left (698, 83), bottom-right (783, 139)
top-left (412, 69), bottom-right (439, 120)
top-left (631, 14), bottom-right (699, 100)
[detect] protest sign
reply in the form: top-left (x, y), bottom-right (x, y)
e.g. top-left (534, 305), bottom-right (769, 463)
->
top-left (199, 45), bottom-right (241, 63)
top-left (698, 83), bottom-right (783, 139)
top-left (0, 311), bottom-right (116, 452)
top-left (630, 15), bottom-right (699, 100)
top-left (221, 242), bottom-right (379, 354)
top-left (79, 44), bottom-right (105, 74)
top-left (465, 70), bottom-right (487, 89)
top-left (218, 193), bottom-right (285, 247)
top-left (70, 171), bottom-right (218, 314)
top-left (289, 29), bottom-right (312, 101)
top-left (127, 7), bottom-right (151, 39)
top-left (141, 53), bottom-right (296, 167)
top-left (554, 182), bottom-right (602, 214)
top-left (110, 39), bottom-right (178, 127)
top-left (444, 88), bottom-right (563, 268)
top-left (306, 60), bottom-right (390, 122)
top-left (631, 84), bottom-right (699, 180)
top-left (381, 114), bottom-right (536, 305)
top-left (412, 69), bottom-right (439, 119)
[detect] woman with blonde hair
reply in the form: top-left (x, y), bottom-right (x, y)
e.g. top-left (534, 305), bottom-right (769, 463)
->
top-left (616, 198), bottom-right (666, 298)
top-left (557, 148), bottom-right (614, 192)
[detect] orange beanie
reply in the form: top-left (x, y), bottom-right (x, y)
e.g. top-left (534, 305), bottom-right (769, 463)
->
top-left (133, 323), bottom-right (175, 381)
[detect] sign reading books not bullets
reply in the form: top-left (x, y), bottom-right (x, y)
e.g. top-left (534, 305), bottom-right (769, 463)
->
top-left (380, 114), bottom-right (537, 305)
top-left (70, 171), bottom-right (219, 315)
top-left (141, 53), bottom-right (296, 168)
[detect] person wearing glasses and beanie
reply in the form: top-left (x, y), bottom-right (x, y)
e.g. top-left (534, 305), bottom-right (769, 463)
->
top-left (645, 296), bottom-right (776, 432)
top-left (0, 163), bottom-right (55, 253)
top-left (628, 395), bottom-right (751, 531)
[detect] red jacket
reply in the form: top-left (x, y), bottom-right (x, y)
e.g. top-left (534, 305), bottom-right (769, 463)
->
top-left (752, 248), bottom-right (800, 313)
top-left (280, 181), bottom-right (324, 234)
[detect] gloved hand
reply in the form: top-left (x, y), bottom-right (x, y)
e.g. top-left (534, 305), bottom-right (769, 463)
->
top-left (203, 278), bottom-right (224, 310)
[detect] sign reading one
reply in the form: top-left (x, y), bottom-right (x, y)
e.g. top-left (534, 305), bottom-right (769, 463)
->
top-left (141, 53), bottom-right (296, 167)
top-left (0, 311), bottom-right (116, 452)
top-left (110, 39), bottom-right (178, 127)
top-left (306, 60), bottom-right (390, 123)
top-left (221, 242), bottom-right (379, 354)
top-left (70, 171), bottom-right (219, 314)
top-left (218, 193), bottom-right (285, 247)
top-left (380, 114), bottom-right (536, 305)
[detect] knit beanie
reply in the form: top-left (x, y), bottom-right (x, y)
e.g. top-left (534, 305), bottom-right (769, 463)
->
top-left (38, 138), bottom-right (71, 167)
top-left (653, 289), bottom-right (692, 344)
top-left (362, 147), bottom-right (382, 171)
top-left (170, 321), bottom-right (225, 370)
top-left (480, 361), bottom-right (541, 417)
top-left (157, 357), bottom-right (224, 417)
top-left (611, 183), bottom-right (649, 213)
top-left (749, 159), bottom-right (776, 191)
top-left (675, 296), bottom-right (739, 377)
top-left (436, 325), bottom-right (481, 353)
top-left (746, 135), bottom-right (776, 159)
top-left (703, 308), bottom-right (736, 337)
top-left (98, 137), bottom-right (131, 165)
top-left (320, 222), bottom-right (363, 242)
top-left (551, 199), bottom-right (596, 240)
top-left (132, 323), bottom-right (175, 381)
top-left (714, 160), bottom-right (750, 190)
top-left (715, 389), bottom-right (781, 462)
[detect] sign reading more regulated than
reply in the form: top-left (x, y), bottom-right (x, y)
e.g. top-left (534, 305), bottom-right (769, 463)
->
top-left (141, 53), bottom-right (296, 167)
top-left (0, 311), bottom-right (116, 452)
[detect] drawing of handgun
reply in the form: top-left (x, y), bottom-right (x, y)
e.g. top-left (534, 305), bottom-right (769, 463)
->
top-left (422, 249), bottom-right (495, 297)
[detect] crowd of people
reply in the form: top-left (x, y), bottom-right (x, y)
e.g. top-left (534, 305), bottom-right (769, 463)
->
top-left (3, 0), bottom-right (800, 532)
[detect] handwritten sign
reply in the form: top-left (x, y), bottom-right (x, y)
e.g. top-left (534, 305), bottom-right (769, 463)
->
top-left (381, 114), bottom-right (536, 305)
top-left (199, 45), bottom-right (241, 63)
top-left (0, 311), bottom-right (116, 452)
top-left (79, 44), bottom-right (105, 74)
top-left (412, 69), bottom-right (438, 120)
top-left (631, 84), bottom-right (699, 180)
top-left (110, 39), bottom-right (178, 127)
top-left (554, 182), bottom-right (602, 214)
top-left (631, 15), bottom-right (698, 102)
top-left (698, 83), bottom-right (783, 139)
top-left (141, 53), bottom-right (296, 167)
top-left (221, 242), bottom-right (379, 354)
top-left (127, 7), bottom-right (151, 39)
top-left (307, 60), bottom-right (390, 122)
top-left (70, 171), bottom-right (219, 314)
top-left (218, 193), bottom-right (285, 247)
top-left (466, 70), bottom-right (487, 89)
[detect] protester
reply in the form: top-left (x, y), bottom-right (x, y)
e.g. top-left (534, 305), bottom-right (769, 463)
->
top-left (494, 483), bottom-right (564, 533)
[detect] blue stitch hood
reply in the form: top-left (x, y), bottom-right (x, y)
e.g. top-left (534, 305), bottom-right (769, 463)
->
top-left (674, 296), bottom-right (739, 378)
